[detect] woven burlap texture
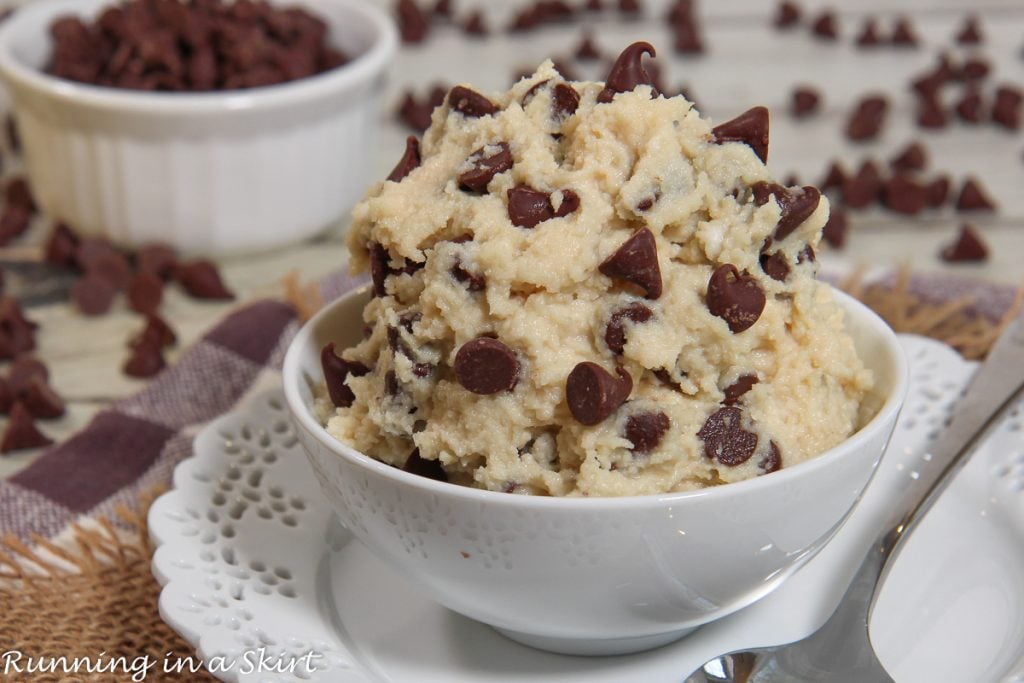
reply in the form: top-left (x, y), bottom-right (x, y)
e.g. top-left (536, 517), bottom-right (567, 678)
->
top-left (0, 273), bottom-right (1020, 682)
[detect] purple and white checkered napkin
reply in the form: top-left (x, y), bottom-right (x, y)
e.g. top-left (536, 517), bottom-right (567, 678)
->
top-left (0, 271), bottom-right (366, 544)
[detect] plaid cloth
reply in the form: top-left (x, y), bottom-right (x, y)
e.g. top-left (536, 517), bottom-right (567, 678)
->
top-left (0, 271), bottom-right (367, 543)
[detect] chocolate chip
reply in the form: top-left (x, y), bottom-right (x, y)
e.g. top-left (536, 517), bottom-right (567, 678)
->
top-left (605, 301), bottom-right (653, 354)
top-left (618, 0), bottom-right (641, 16)
top-left (636, 193), bottom-right (659, 212)
top-left (507, 185), bottom-right (579, 228)
top-left (891, 17), bottom-right (918, 46)
top-left (126, 271), bottom-right (164, 315)
top-left (0, 298), bottom-right (37, 357)
top-left (551, 82), bottom-right (580, 119)
top-left (383, 369), bottom-right (400, 396)
top-left (955, 177), bottom-right (996, 211)
top-left (174, 260), bottom-right (234, 299)
top-left (752, 182), bottom-right (821, 240)
top-left (44, 222), bottom-right (80, 268)
top-left (575, 31), bottom-right (601, 60)
top-left (855, 18), bottom-right (880, 47)
top-left (0, 206), bottom-right (31, 245)
top-left (451, 257), bottom-right (486, 291)
top-left (624, 410), bottom-right (670, 453)
top-left (5, 176), bottom-right (35, 212)
top-left (673, 20), bottom-right (704, 55)
top-left (961, 57), bottom-right (990, 82)
top-left (432, 0), bottom-right (452, 19)
top-left (448, 85), bottom-right (499, 118)
top-left (924, 176), bottom-right (950, 208)
top-left (992, 86), bottom-right (1022, 130)
top-left (454, 337), bottom-right (519, 395)
top-left (791, 86), bottom-right (820, 117)
top-left (21, 377), bottom-right (65, 419)
top-left (712, 106), bottom-right (770, 163)
top-left (955, 88), bottom-right (985, 123)
top-left (387, 136), bottom-right (421, 183)
top-left (597, 41), bottom-right (658, 103)
top-left (706, 264), bottom-right (765, 334)
top-left (397, 90), bottom-right (435, 132)
top-left (130, 314), bottom-right (177, 349)
top-left (566, 362), bottom-right (632, 425)
top-left (369, 242), bottom-right (390, 297)
top-left (397, 0), bottom-right (429, 43)
top-left (8, 354), bottom-right (48, 394)
top-left (599, 228), bottom-right (662, 299)
top-left (72, 274), bottom-right (117, 316)
top-left (811, 10), bottom-right (838, 40)
top-left (697, 406), bottom-right (758, 466)
top-left (0, 377), bottom-right (11, 414)
top-left (123, 339), bottom-right (166, 378)
top-left (760, 441), bottom-right (782, 473)
top-left (723, 373), bottom-right (758, 405)
top-left (846, 95), bottom-right (888, 141)
top-left (136, 242), bottom-right (178, 279)
top-left (940, 224), bottom-right (988, 262)
top-left (890, 141), bottom-right (927, 172)
top-left (653, 367), bottom-right (683, 392)
top-left (0, 402), bottom-right (53, 453)
top-left (883, 175), bottom-right (927, 215)
top-left (321, 342), bottom-right (370, 407)
top-left (917, 92), bottom-right (948, 129)
top-left (462, 10), bottom-right (488, 36)
top-left (955, 15), bottom-right (982, 44)
top-left (759, 249), bottom-right (789, 282)
top-left (774, 1), bottom-right (799, 28)
top-left (458, 142), bottom-right (512, 193)
top-left (842, 161), bottom-right (882, 209)
top-left (819, 161), bottom-right (847, 193)
top-left (402, 448), bottom-right (448, 482)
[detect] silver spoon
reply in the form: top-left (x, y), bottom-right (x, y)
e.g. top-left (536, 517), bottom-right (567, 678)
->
top-left (686, 311), bottom-right (1024, 683)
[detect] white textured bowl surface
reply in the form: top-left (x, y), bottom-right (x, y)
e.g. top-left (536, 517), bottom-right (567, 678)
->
top-left (0, 0), bottom-right (396, 254)
top-left (283, 287), bottom-right (908, 656)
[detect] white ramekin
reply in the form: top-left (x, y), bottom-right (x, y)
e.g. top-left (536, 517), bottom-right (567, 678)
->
top-left (283, 286), bottom-right (909, 656)
top-left (0, 0), bottom-right (397, 254)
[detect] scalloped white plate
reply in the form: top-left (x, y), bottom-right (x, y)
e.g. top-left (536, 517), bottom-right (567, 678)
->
top-left (150, 335), bottom-right (1024, 683)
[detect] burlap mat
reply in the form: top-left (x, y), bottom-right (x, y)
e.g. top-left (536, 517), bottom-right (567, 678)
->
top-left (1, 270), bottom-right (1021, 683)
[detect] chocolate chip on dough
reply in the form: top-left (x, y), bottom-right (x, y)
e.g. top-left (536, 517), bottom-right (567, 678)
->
top-left (566, 362), bottom-right (632, 425)
top-left (448, 85), bottom-right (499, 117)
top-left (604, 301), bottom-right (653, 354)
top-left (321, 342), bottom-right (370, 407)
top-left (624, 411), bottom-right (670, 453)
top-left (507, 185), bottom-right (579, 228)
top-left (599, 228), bottom-right (662, 299)
top-left (458, 142), bottom-right (512, 193)
top-left (723, 374), bottom-right (758, 405)
top-left (387, 136), bottom-right (421, 183)
top-left (597, 41), bottom-right (658, 103)
top-left (752, 182), bottom-right (821, 240)
top-left (698, 406), bottom-right (758, 466)
top-left (454, 337), bottom-right (520, 394)
top-left (712, 106), bottom-right (770, 163)
top-left (706, 264), bottom-right (765, 334)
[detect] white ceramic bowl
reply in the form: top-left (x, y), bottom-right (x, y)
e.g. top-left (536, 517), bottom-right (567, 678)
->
top-left (283, 286), bottom-right (908, 656)
top-left (0, 0), bottom-right (396, 254)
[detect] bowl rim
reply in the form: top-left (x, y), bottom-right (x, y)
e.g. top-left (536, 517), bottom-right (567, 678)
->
top-left (0, 0), bottom-right (398, 115)
top-left (282, 284), bottom-right (909, 510)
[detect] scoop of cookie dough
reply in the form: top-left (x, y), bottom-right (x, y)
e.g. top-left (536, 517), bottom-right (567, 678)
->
top-left (320, 42), bottom-right (874, 497)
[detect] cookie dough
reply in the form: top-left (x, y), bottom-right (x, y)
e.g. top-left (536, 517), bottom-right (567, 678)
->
top-left (320, 42), bottom-right (874, 497)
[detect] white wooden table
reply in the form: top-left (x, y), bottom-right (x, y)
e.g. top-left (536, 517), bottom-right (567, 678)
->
top-left (1, 0), bottom-right (1022, 478)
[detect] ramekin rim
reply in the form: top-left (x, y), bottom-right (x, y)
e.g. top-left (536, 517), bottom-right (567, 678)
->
top-left (282, 284), bottom-right (910, 511)
top-left (0, 0), bottom-right (398, 115)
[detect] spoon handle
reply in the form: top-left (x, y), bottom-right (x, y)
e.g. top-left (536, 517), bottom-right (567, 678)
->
top-left (874, 311), bottom-right (1024, 593)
